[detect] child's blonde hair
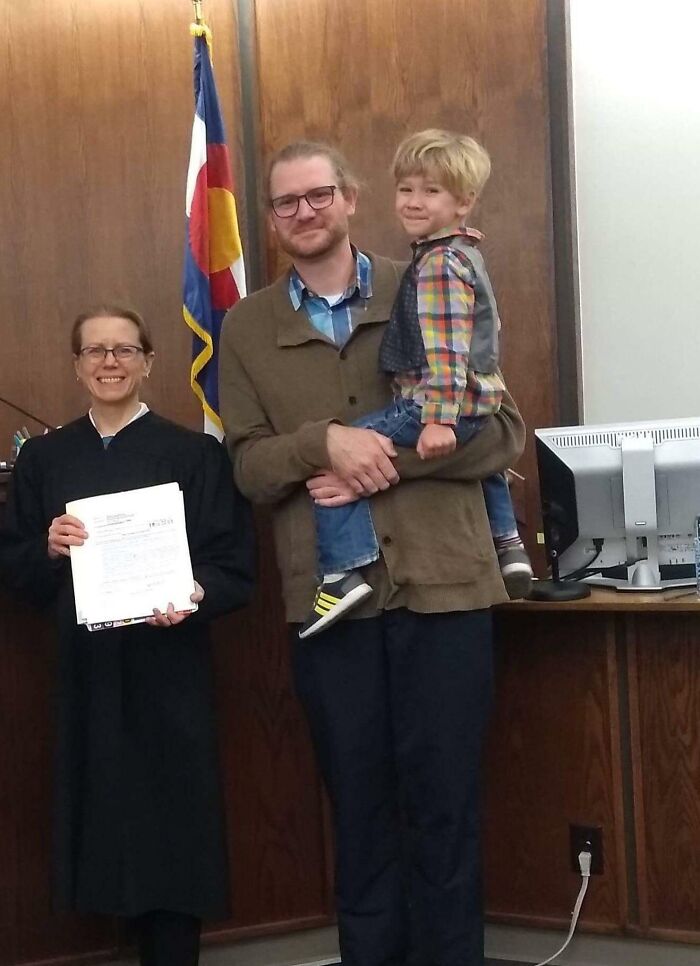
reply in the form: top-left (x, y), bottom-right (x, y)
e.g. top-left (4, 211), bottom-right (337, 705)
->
top-left (391, 129), bottom-right (491, 199)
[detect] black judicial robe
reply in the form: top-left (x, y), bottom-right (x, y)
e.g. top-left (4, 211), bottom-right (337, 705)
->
top-left (0, 412), bottom-right (255, 919)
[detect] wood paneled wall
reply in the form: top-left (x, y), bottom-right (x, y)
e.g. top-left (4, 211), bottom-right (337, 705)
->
top-left (210, 528), bottom-right (333, 937)
top-left (0, 0), bottom-right (576, 964)
top-left (4, 0), bottom-right (700, 963)
top-left (0, 0), bottom-right (244, 452)
top-left (0, 2), bottom-right (319, 964)
top-left (256, 0), bottom-right (558, 555)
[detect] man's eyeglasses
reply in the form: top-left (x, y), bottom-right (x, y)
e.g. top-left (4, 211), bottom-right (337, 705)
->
top-left (79, 345), bottom-right (145, 362)
top-left (270, 185), bottom-right (338, 218)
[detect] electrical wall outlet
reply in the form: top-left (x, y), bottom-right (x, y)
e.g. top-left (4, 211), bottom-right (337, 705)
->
top-left (569, 823), bottom-right (604, 875)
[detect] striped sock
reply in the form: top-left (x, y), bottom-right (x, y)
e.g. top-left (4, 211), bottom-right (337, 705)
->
top-left (495, 535), bottom-right (525, 555)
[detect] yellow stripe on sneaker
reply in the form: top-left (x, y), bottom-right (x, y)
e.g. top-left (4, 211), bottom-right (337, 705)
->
top-left (314, 599), bottom-right (333, 613)
top-left (318, 592), bottom-right (341, 605)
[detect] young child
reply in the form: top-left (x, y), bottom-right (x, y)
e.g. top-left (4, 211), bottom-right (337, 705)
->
top-left (299, 129), bottom-right (533, 639)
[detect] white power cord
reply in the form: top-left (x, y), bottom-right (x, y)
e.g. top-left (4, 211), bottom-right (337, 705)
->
top-left (533, 850), bottom-right (592, 966)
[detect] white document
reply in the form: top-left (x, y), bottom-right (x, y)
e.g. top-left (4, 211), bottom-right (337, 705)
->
top-left (67, 482), bottom-right (197, 631)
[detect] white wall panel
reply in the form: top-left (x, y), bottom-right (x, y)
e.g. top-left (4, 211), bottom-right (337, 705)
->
top-left (570, 0), bottom-right (700, 422)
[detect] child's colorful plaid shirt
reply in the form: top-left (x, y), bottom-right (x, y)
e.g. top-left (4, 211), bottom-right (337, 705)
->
top-left (393, 228), bottom-right (505, 425)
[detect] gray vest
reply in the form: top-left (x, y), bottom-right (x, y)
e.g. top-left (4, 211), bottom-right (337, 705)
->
top-left (379, 234), bottom-right (500, 375)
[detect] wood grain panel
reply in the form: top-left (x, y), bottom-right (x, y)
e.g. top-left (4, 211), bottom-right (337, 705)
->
top-left (628, 614), bottom-right (700, 936)
top-left (256, 0), bottom-right (558, 566)
top-left (0, 0), bottom-right (245, 458)
top-left (0, 1), bottom-right (330, 961)
top-left (486, 611), bottom-right (626, 930)
top-left (0, 589), bottom-right (20, 966)
top-left (211, 512), bottom-right (332, 932)
top-left (0, 595), bottom-right (120, 966)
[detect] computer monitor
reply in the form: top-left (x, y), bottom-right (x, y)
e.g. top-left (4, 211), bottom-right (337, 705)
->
top-left (535, 416), bottom-right (700, 591)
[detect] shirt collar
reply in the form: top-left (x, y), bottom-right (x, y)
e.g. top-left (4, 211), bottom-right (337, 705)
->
top-left (411, 225), bottom-right (484, 256)
top-left (89, 402), bottom-right (149, 438)
top-left (288, 247), bottom-right (373, 310)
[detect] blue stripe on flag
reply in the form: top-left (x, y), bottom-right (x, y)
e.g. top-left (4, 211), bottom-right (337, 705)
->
top-left (183, 245), bottom-right (226, 416)
top-left (193, 36), bottom-right (226, 145)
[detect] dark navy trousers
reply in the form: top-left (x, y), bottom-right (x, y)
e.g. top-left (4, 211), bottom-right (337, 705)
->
top-left (291, 608), bottom-right (494, 966)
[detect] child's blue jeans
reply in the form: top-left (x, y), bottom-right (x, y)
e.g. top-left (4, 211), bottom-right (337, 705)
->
top-left (314, 397), bottom-right (519, 576)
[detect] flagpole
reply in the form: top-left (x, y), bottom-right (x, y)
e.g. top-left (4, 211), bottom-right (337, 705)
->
top-left (191, 0), bottom-right (204, 25)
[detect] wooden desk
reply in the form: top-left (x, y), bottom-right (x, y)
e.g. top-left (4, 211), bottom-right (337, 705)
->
top-left (486, 589), bottom-right (700, 944)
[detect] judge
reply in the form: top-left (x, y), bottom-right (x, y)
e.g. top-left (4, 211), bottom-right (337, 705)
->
top-left (0, 305), bottom-right (255, 966)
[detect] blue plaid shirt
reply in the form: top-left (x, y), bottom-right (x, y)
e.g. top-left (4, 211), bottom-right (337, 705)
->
top-left (288, 249), bottom-right (372, 347)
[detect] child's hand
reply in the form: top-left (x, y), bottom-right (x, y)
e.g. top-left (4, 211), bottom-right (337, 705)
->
top-left (417, 424), bottom-right (457, 460)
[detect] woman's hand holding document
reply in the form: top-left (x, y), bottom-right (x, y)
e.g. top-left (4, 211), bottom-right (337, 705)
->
top-left (66, 482), bottom-right (199, 631)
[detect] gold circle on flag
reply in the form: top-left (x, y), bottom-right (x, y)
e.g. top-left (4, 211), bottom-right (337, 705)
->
top-left (208, 187), bottom-right (240, 272)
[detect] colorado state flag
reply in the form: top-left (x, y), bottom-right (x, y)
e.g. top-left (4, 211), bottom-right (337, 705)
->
top-left (183, 31), bottom-right (246, 438)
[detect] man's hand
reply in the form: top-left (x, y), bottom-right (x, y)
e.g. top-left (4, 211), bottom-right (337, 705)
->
top-left (416, 423), bottom-right (457, 460)
top-left (307, 470), bottom-right (362, 507)
top-left (146, 581), bottom-right (205, 627)
top-left (326, 424), bottom-right (400, 495)
top-left (48, 514), bottom-right (88, 559)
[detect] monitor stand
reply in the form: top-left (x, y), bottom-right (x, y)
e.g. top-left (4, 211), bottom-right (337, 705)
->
top-left (617, 434), bottom-right (662, 590)
top-left (615, 558), bottom-right (664, 592)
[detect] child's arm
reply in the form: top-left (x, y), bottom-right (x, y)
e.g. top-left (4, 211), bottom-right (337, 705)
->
top-left (414, 245), bottom-right (474, 457)
top-left (396, 386), bottom-right (525, 483)
top-left (308, 387), bottom-right (526, 504)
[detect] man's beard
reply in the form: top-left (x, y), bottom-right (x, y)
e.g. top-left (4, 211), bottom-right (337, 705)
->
top-left (279, 219), bottom-right (349, 262)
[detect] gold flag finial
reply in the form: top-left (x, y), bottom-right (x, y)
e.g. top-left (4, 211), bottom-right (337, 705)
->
top-left (190, 0), bottom-right (212, 54)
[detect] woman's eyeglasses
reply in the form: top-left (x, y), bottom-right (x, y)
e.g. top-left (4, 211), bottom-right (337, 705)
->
top-left (79, 345), bottom-right (145, 362)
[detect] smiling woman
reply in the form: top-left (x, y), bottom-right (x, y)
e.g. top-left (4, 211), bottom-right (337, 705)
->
top-left (0, 303), bottom-right (256, 966)
top-left (71, 305), bottom-right (154, 427)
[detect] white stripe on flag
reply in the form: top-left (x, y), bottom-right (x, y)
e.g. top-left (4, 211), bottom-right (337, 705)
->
top-left (231, 254), bottom-right (247, 298)
top-left (204, 412), bottom-right (224, 442)
top-left (185, 114), bottom-right (207, 217)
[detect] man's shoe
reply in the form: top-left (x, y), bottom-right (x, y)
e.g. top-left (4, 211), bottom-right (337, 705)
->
top-left (499, 546), bottom-right (534, 600)
top-left (298, 572), bottom-right (373, 639)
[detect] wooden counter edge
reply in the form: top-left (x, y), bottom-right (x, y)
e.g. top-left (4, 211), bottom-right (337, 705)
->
top-left (497, 585), bottom-right (700, 613)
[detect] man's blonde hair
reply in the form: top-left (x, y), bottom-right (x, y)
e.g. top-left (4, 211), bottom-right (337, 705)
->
top-left (392, 129), bottom-right (491, 199)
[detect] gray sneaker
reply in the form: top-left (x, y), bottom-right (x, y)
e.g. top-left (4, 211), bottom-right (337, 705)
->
top-left (499, 547), bottom-right (534, 600)
top-left (299, 572), bottom-right (373, 639)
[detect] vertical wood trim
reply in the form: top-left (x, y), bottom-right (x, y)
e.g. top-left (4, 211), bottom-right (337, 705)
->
top-left (606, 618), bottom-right (629, 928)
top-left (613, 615), bottom-right (640, 930)
top-left (235, 0), bottom-right (266, 292)
top-left (546, 0), bottom-right (582, 424)
top-left (626, 617), bottom-right (650, 932)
